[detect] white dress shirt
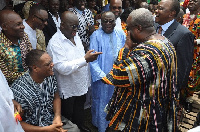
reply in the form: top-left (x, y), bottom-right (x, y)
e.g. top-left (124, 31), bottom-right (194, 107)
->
top-left (23, 19), bottom-right (37, 49)
top-left (0, 70), bottom-right (24, 132)
top-left (47, 29), bottom-right (90, 99)
top-left (158, 19), bottom-right (174, 35)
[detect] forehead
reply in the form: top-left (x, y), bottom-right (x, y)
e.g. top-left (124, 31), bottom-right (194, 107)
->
top-left (110, 0), bottom-right (122, 7)
top-left (6, 13), bottom-right (22, 24)
top-left (158, 0), bottom-right (172, 9)
top-left (39, 53), bottom-right (51, 63)
top-left (102, 13), bottom-right (115, 19)
top-left (37, 10), bottom-right (48, 17)
top-left (64, 15), bottom-right (79, 25)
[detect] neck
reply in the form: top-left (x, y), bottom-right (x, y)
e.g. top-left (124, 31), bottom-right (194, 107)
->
top-left (30, 72), bottom-right (45, 84)
top-left (143, 30), bottom-right (156, 42)
top-left (3, 32), bottom-right (19, 44)
top-left (26, 19), bottom-right (35, 30)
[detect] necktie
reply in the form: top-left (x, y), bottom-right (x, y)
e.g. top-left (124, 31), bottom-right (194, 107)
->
top-left (158, 26), bottom-right (162, 34)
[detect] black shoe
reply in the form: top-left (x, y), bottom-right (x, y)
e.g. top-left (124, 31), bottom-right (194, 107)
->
top-left (79, 125), bottom-right (91, 132)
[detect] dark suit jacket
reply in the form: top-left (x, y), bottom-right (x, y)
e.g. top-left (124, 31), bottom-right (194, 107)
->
top-left (43, 12), bottom-right (62, 46)
top-left (156, 20), bottom-right (194, 90)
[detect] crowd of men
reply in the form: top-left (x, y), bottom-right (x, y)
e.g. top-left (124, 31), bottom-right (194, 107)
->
top-left (0, 0), bottom-right (200, 132)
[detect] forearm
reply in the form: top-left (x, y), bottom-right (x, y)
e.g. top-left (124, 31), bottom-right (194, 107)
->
top-left (53, 92), bottom-right (61, 118)
top-left (54, 57), bottom-right (87, 76)
top-left (20, 121), bottom-right (45, 132)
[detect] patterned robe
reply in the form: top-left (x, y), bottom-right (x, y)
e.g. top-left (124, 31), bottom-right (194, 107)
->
top-left (182, 13), bottom-right (200, 97)
top-left (0, 32), bottom-right (32, 85)
top-left (102, 38), bottom-right (178, 132)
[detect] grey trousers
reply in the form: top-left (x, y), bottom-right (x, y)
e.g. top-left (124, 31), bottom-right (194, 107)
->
top-left (62, 116), bottom-right (80, 132)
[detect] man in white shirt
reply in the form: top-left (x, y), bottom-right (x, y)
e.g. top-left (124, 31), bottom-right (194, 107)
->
top-left (23, 4), bottom-right (48, 50)
top-left (0, 69), bottom-right (24, 132)
top-left (47, 11), bottom-right (102, 132)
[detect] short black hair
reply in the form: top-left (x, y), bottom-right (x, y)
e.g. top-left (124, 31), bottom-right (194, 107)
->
top-left (29, 4), bottom-right (46, 17)
top-left (170, 0), bottom-right (180, 17)
top-left (25, 49), bottom-right (46, 71)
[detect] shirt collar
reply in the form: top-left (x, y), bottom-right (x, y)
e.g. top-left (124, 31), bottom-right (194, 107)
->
top-left (160, 19), bottom-right (174, 32)
top-left (0, 32), bottom-right (18, 47)
top-left (58, 29), bottom-right (78, 46)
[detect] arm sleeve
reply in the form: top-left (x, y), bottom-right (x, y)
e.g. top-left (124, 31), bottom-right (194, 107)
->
top-left (48, 44), bottom-right (87, 76)
top-left (90, 32), bottom-right (106, 82)
top-left (176, 32), bottom-right (194, 88)
top-left (102, 47), bottom-right (131, 87)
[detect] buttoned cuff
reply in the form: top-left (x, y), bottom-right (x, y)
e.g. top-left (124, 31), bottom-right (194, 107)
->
top-left (79, 57), bottom-right (87, 67)
top-left (196, 39), bottom-right (200, 45)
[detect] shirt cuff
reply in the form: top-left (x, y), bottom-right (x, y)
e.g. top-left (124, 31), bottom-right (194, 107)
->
top-left (78, 57), bottom-right (87, 67)
top-left (196, 39), bottom-right (200, 45)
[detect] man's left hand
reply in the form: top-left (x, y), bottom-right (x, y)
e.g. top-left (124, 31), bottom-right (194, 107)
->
top-left (12, 100), bottom-right (22, 113)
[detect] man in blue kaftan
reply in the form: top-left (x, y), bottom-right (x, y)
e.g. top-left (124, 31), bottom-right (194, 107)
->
top-left (90, 11), bottom-right (126, 132)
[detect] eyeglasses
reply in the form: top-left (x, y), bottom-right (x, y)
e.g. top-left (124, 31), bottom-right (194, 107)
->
top-left (102, 19), bottom-right (115, 24)
top-left (34, 15), bottom-right (48, 23)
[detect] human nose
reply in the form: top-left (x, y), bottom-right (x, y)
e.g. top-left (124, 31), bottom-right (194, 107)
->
top-left (20, 24), bottom-right (25, 29)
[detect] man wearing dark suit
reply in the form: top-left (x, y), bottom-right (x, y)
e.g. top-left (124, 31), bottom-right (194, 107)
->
top-left (155, 0), bottom-right (194, 91)
top-left (43, 0), bottom-right (61, 45)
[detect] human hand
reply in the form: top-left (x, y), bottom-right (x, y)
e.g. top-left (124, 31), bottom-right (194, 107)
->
top-left (84, 49), bottom-right (102, 62)
top-left (43, 123), bottom-right (64, 132)
top-left (12, 100), bottom-right (22, 113)
top-left (52, 115), bottom-right (62, 125)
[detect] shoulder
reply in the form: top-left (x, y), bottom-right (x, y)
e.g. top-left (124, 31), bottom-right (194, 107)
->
top-left (11, 73), bottom-right (30, 92)
top-left (114, 28), bottom-right (126, 35)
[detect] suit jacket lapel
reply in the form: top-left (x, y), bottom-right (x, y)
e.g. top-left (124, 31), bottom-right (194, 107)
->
top-left (163, 20), bottom-right (179, 38)
top-left (48, 12), bottom-right (57, 30)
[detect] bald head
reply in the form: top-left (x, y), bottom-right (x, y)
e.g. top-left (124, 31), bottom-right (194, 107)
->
top-left (0, 10), bottom-right (20, 27)
top-left (60, 11), bottom-right (79, 39)
top-left (110, 0), bottom-right (122, 5)
top-left (61, 11), bottom-right (78, 22)
top-left (0, 9), bottom-right (25, 42)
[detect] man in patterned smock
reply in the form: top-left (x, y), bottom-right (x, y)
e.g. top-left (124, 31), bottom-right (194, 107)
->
top-left (11, 49), bottom-right (79, 132)
top-left (69, 0), bottom-right (95, 52)
top-left (0, 9), bottom-right (32, 85)
top-left (103, 8), bottom-right (178, 132)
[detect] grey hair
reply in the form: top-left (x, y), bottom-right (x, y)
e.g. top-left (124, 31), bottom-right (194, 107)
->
top-left (129, 8), bottom-right (154, 28)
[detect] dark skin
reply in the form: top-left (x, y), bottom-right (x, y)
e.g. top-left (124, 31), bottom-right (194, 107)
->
top-left (20, 53), bottom-right (67, 132)
top-left (101, 12), bottom-right (116, 34)
top-left (60, 11), bottom-right (102, 62)
top-left (110, 0), bottom-right (122, 19)
top-left (0, 10), bottom-right (25, 44)
top-left (49, 0), bottom-right (60, 20)
top-left (125, 16), bottom-right (165, 50)
top-left (74, 0), bottom-right (95, 43)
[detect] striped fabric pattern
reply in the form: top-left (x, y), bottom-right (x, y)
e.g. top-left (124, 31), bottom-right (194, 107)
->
top-left (102, 39), bottom-right (178, 131)
top-left (11, 72), bottom-right (57, 126)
